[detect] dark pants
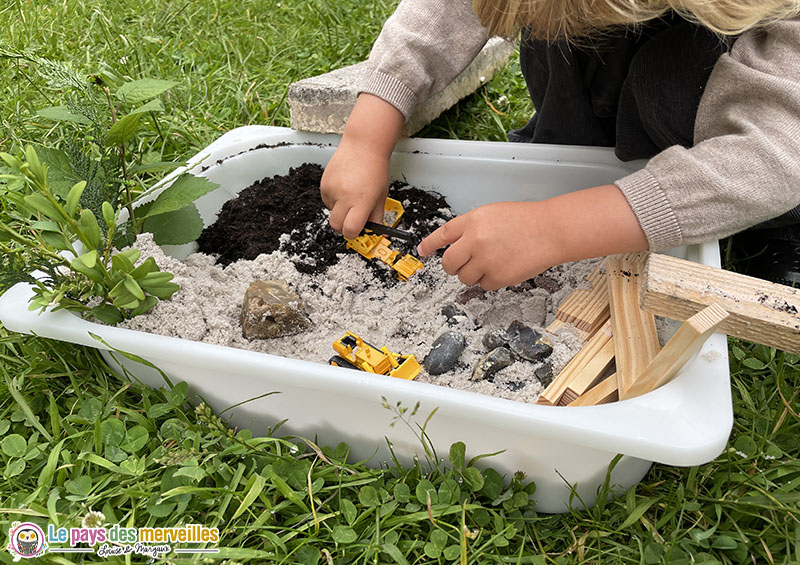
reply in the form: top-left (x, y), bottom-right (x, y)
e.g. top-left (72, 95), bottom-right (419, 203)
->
top-left (509, 17), bottom-right (800, 237)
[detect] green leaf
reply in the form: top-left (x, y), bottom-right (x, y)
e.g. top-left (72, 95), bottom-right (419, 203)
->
top-left (618, 497), bottom-right (657, 530)
top-left (78, 209), bottom-right (102, 249)
top-left (449, 442), bottom-right (466, 469)
top-left (340, 498), bottom-right (357, 525)
top-left (116, 78), bottom-right (178, 104)
top-left (102, 201), bottom-right (116, 229)
top-left (91, 304), bottom-right (123, 324)
top-left (734, 435), bottom-right (758, 457)
top-left (66, 475), bottom-right (92, 497)
top-left (332, 526), bottom-right (357, 544)
top-left (129, 98), bottom-right (164, 115)
top-left (121, 425), bottom-right (149, 453)
top-left (232, 473), bottom-right (266, 520)
top-left (123, 275), bottom-right (145, 300)
top-left (129, 295), bottom-right (158, 317)
top-left (431, 530), bottom-right (447, 550)
top-left (393, 482), bottom-right (411, 503)
top-left (70, 255), bottom-right (105, 283)
top-left (143, 282), bottom-right (179, 300)
top-left (173, 465), bottom-right (206, 481)
top-left (742, 357), bottom-right (766, 370)
top-left (111, 252), bottom-right (135, 273)
top-left (79, 250), bottom-right (98, 269)
top-left (481, 468), bottom-right (504, 499)
top-left (711, 535), bottom-right (739, 550)
top-left (105, 113), bottom-right (142, 146)
top-left (1, 434), bottom-right (27, 457)
top-left (32, 146), bottom-right (75, 198)
top-left (142, 203), bottom-right (204, 245)
top-left (358, 485), bottom-right (380, 507)
top-left (130, 257), bottom-right (159, 279)
top-left (381, 543), bottom-right (410, 565)
top-left (65, 180), bottom-right (87, 216)
top-left (463, 467), bottom-right (484, 491)
top-left (5, 459), bottom-right (25, 478)
top-left (36, 105), bottom-right (92, 125)
top-left (100, 418), bottom-right (126, 447)
top-left (143, 174), bottom-right (218, 218)
top-left (24, 193), bottom-right (66, 222)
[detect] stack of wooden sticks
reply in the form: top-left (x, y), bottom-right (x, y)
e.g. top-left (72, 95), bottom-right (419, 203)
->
top-left (537, 251), bottom-right (800, 407)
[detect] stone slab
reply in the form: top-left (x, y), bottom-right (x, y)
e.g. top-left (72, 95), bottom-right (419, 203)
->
top-left (288, 37), bottom-right (515, 136)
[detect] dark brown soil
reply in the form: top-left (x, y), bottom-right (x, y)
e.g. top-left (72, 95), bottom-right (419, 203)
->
top-left (196, 164), bottom-right (453, 279)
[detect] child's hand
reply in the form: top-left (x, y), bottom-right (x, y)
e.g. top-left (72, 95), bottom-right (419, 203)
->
top-left (417, 201), bottom-right (560, 290)
top-left (321, 141), bottom-right (389, 239)
top-left (417, 186), bottom-right (650, 290)
top-left (321, 93), bottom-right (405, 239)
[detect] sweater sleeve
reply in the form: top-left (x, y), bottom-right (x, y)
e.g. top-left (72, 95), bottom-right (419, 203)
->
top-left (360, 0), bottom-right (490, 120)
top-left (615, 17), bottom-right (800, 251)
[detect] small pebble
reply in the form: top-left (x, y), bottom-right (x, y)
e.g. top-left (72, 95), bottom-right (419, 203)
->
top-left (472, 346), bottom-right (515, 381)
top-left (535, 361), bottom-right (554, 388)
top-left (481, 330), bottom-right (507, 352)
top-left (533, 275), bottom-right (561, 294)
top-left (506, 320), bottom-right (552, 362)
top-left (456, 286), bottom-right (485, 305)
top-left (441, 303), bottom-right (465, 326)
top-left (424, 331), bottom-right (466, 375)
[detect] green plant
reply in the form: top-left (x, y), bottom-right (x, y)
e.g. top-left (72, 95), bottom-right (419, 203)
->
top-left (0, 145), bottom-right (214, 323)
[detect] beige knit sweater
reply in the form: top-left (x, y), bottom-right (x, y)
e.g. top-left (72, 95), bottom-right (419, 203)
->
top-left (360, 0), bottom-right (800, 250)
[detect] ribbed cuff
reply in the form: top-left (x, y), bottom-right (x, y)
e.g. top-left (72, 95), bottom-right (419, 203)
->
top-left (359, 71), bottom-right (417, 121)
top-left (615, 168), bottom-right (683, 251)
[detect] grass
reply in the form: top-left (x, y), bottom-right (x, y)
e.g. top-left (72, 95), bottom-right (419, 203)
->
top-left (1, 0), bottom-right (799, 563)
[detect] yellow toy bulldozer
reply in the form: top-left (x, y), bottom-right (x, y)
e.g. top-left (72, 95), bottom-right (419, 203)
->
top-left (344, 198), bottom-right (424, 282)
top-left (329, 332), bottom-right (421, 380)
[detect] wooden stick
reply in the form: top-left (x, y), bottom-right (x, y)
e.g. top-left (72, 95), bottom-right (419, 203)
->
top-left (642, 253), bottom-right (800, 354)
top-left (554, 263), bottom-right (610, 335)
top-left (568, 374), bottom-right (619, 406)
top-left (607, 252), bottom-right (661, 398)
top-left (621, 304), bottom-right (729, 400)
top-left (537, 320), bottom-right (614, 406)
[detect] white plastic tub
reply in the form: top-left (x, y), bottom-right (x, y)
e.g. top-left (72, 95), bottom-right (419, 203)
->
top-left (0, 126), bottom-right (731, 513)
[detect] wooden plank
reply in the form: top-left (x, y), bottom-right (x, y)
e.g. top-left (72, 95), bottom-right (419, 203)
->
top-left (642, 253), bottom-right (800, 354)
top-left (607, 252), bottom-right (661, 398)
top-left (559, 338), bottom-right (615, 405)
top-left (621, 304), bottom-right (730, 399)
top-left (554, 262), bottom-right (610, 335)
top-left (568, 374), bottom-right (619, 406)
top-left (537, 320), bottom-right (614, 406)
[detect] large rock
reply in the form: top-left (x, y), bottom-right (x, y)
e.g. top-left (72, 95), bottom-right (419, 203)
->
top-left (424, 331), bottom-right (466, 375)
top-left (241, 280), bottom-right (310, 340)
top-left (289, 38), bottom-right (514, 136)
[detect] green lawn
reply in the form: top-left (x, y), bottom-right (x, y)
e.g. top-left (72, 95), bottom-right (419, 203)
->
top-left (1, 1), bottom-right (799, 563)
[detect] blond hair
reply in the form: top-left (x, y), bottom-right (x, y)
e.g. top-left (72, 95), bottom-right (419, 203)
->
top-left (473, 0), bottom-right (800, 40)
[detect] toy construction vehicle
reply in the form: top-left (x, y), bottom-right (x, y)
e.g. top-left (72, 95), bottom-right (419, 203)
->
top-left (345, 198), bottom-right (424, 282)
top-left (329, 331), bottom-right (421, 380)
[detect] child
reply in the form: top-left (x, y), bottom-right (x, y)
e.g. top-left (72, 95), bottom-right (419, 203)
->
top-left (320, 0), bottom-right (800, 290)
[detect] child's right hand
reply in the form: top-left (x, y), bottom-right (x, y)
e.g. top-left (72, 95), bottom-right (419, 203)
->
top-left (321, 93), bottom-right (405, 240)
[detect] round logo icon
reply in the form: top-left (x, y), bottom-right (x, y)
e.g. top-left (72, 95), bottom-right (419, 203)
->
top-left (7, 522), bottom-right (47, 560)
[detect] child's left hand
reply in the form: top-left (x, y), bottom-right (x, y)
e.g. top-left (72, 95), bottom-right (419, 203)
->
top-left (417, 185), bottom-right (650, 290)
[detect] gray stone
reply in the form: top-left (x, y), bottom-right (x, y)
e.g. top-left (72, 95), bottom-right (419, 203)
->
top-left (471, 346), bottom-right (515, 381)
top-left (481, 329), bottom-right (507, 352)
top-left (469, 294), bottom-right (548, 328)
top-left (424, 331), bottom-right (466, 375)
top-left (533, 275), bottom-right (561, 294)
top-left (535, 361), bottom-right (554, 388)
top-left (289, 38), bottom-right (515, 135)
top-left (506, 321), bottom-right (552, 362)
top-left (441, 303), bottom-right (465, 325)
top-left (241, 280), bottom-right (310, 340)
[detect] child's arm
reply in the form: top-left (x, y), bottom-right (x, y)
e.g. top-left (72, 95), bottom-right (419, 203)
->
top-left (321, 0), bottom-right (490, 238)
top-left (322, 94), bottom-right (404, 239)
top-left (418, 185), bottom-right (648, 290)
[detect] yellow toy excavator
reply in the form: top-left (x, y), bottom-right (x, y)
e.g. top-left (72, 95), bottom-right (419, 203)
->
top-left (329, 332), bottom-right (421, 380)
top-left (344, 198), bottom-right (424, 282)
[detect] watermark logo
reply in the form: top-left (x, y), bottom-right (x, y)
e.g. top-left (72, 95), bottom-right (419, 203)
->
top-left (6, 522), bottom-right (48, 561)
